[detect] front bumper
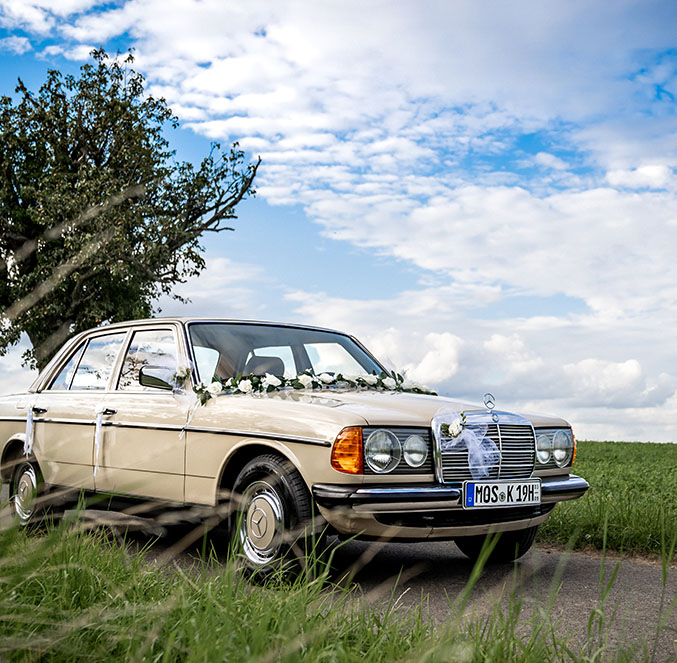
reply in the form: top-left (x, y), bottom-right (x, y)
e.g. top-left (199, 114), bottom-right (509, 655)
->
top-left (312, 474), bottom-right (589, 540)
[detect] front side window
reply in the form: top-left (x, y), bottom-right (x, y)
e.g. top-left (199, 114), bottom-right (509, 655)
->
top-left (117, 329), bottom-right (178, 391)
top-left (69, 333), bottom-right (127, 391)
top-left (188, 323), bottom-right (382, 383)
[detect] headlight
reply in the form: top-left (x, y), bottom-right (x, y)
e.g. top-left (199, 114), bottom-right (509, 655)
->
top-left (364, 429), bottom-right (401, 473)
top-left (536, 434), bottom-right (552, 464)
top-left (553, 429), bottom-right (573, 467)
top-left (403, 434), bottom-right (428, 468)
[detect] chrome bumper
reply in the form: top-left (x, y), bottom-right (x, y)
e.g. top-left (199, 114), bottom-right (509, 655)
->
top-left (312, 474), bottom-right (589, 513)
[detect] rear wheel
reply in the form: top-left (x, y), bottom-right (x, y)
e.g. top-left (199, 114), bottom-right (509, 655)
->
top-left (455, 525), bottom-right (539, 563)
top-left (9, 460), bottom-right (43, 527)
top-left (232, 454), bottom-right (322, 578)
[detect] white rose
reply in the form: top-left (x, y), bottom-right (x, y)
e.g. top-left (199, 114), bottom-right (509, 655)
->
top-left (175, 365), bottom-right (191, 379)
top-left (207, 381), bottom-right (223, 395)
top-left (238, 379), bottom-right (253, 393)
top-left (363, 375), bottom-right (378, 386)
top-left (342, 374), bottom-right (358, 383)
top-left (298, 374), bottom-right (313, 388)
top-left (196, 382), bottom-right (208, 392)
top-left (382, 377), bottom-right (397, 389)
top-left (262, 373), bottom-right (282, 389)
top-left (450, 417), bottom-right (464, 437)
top-left (318, 373), bottom-right (335, 384)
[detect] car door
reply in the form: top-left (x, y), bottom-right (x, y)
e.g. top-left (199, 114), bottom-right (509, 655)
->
top-left (32, 331), bottom-right (128, 490)
top-left (95, 325), bottom-right (187, 502)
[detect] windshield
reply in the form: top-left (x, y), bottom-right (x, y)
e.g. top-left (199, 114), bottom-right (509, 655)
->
top-left (187, 323), bottom-right (383, 383)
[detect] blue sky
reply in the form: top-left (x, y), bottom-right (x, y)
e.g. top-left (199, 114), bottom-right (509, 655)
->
top-left (1, 0), bottom-right (677, 442)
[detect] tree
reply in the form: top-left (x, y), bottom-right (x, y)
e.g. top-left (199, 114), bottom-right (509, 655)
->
top-left (0, 49), bottom-right (259, 369)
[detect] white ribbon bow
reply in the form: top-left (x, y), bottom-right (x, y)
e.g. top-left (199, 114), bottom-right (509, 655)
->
top-left (94, 405), bottom-right (106, 478)
top-left (23, 405), bottom-right (35, 457)
top-left (432, 409), bottom-right (501, 480)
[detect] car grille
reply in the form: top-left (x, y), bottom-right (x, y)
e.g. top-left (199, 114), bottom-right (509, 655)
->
top-left (438, 423), bottom-right (535, 482)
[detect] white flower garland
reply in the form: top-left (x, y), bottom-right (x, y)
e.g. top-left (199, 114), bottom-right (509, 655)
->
top-left (183, 369), bottom-right (436, 405)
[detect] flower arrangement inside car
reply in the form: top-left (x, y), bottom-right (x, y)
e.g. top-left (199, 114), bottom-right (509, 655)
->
top-left (0, 318), bottom-right (589, 577)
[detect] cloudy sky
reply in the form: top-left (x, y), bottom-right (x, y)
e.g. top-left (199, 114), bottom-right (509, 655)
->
top-left (1, 0), bottom-right (677, 442)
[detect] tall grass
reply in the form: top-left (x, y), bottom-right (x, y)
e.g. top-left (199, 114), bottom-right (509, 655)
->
top-left (0, 518), bottom-right (673, 662)
top-left (538, 441), bottom-right (677, 555)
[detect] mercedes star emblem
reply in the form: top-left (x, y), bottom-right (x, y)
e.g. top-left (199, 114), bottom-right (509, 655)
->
top-left (483, 392), bottom-right (496, 410)
top-left (249, 507), bottom-right (267, 539)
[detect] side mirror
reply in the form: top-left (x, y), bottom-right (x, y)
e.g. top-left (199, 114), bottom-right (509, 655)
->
top-left (139, 365), bottom-right (174, 391)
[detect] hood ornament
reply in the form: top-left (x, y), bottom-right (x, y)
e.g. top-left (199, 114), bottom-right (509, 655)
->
top-left (483, 392), bottom-right (499, 422)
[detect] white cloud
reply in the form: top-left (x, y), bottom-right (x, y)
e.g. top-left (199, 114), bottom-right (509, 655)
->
top-left (0, 35), bottom-right (31, 54)
top-left (534, 152), bottom-right (569, 171)
top-left (0, 0), bottom-right (102, 33)
top-left (606, 165), bottom-right (675, 189)
top-left (0, 337), bottom-right (38, 396)
top-left (157, 257), bottom-right (270, 319)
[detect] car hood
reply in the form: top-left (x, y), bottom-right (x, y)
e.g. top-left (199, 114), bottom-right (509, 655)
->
top-left (189, 389), bottom-right (569, 444)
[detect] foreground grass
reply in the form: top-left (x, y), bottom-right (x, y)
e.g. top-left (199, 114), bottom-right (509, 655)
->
top-left (0, 521), bottom-right (673, 663)
top-left (538, 441), bottom-right (677, 556)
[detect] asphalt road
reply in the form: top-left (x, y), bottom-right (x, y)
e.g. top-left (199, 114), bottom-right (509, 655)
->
top-left (1, 483), bottom-right (675, 661)
top-left (329, 538), bottom-right (676, 662)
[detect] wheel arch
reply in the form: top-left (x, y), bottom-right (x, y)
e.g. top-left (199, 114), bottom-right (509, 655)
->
top-left (1, 437), bottom-right (29, 482)
top-left (216, 440), bottom-right (306, 500)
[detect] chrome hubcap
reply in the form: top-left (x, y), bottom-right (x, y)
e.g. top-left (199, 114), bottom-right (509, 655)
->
top-left (239, 480), bottom-right (285, 566)
top-left (13, 465), bottom-right (37, 524)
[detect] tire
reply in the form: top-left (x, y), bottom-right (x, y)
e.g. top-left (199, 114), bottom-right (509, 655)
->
top-left (9, 460), bottom-right (44, 527)
top-left (455, 525), bottom-right (539, 563)
top-left (231, 454), bottom-right (321, 578)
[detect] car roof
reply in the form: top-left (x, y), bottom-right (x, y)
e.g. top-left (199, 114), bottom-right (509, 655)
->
top-left (82, 317), bottom-right (348, 336)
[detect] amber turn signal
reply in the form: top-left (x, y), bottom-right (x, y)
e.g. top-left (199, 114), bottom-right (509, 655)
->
top-left (571, 430), bottom-right (577, 467)
top-left (331, 427), bottom-right (363, 474)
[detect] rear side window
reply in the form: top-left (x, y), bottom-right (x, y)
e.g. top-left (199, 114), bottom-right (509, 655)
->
top-left (48, 341), bottom-right (87, 391)
top-left (69, 333), bottom-right (127, 391)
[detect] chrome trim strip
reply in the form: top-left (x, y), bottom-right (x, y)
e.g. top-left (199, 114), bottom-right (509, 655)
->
top-left (4, 416), bottom-right (329, 447)
top-left (34, 418), bottom-right (96, 426)
top-left (313, 484), bottom-right (462, 503)
top-left (184, 426), bottom-right (331, 447)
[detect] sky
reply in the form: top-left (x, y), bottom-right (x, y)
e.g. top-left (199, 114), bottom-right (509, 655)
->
top-left (1, 0), bottom-right (677, 442)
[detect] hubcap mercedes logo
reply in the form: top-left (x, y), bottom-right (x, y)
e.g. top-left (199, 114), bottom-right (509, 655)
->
top-left (249, 507), bottom-right (268, 539)
top-left (483, 392), bottom-right (496, 410)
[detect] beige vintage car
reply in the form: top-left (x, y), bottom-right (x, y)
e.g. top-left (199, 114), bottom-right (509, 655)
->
top-left (0, 318), bottom-right (588, 570)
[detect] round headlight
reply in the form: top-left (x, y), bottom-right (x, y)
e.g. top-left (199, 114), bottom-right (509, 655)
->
top-left (364, 429), bottom-right (401, 473)
top-left (553, 430), bottom-right (573, 467)
top-left (403, 434), bottom-right (428, 468)
top-left (536, 434), bottom-right (552, 464)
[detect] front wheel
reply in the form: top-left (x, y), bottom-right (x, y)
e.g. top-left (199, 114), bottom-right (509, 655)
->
top-left (232, 454), bottom-right (320, 578)
top-left (9, 460), bottom-right (43, 527)
top-left (455, 525), bottom-right (539, 563)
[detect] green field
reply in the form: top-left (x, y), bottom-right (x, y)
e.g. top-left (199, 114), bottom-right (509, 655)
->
top-left (538, 441), bottom-right (677, 556)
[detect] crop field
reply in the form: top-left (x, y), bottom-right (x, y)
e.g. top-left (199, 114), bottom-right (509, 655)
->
top-left (538, 441), bottom-right (677, 556)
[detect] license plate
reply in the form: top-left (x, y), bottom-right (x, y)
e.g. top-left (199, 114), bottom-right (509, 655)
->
top-left (463, 479), bottom-right (541, 509)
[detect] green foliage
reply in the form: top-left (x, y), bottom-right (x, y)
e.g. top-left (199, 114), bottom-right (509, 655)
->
top-left (0, 49), bottom-right (259, 368)
top-left (539, 441), bottom-right (677, 555)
